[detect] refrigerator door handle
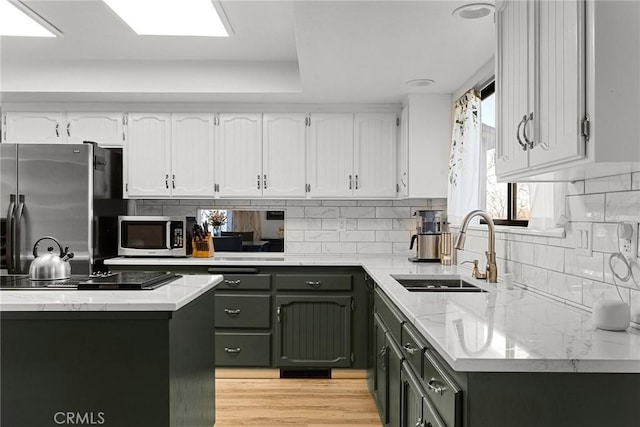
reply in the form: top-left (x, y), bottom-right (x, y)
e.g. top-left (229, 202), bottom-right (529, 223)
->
top-left (6, 194), bottom-right (16, 273)
top-left (14, 195), bottom-right (25, 274)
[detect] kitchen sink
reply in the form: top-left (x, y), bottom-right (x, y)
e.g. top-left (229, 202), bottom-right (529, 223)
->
top-left (391, 276), bottom-right (486, 293)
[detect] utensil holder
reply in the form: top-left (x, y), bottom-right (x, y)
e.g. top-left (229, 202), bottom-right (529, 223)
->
top-left (192, 233), bottom-right (213, 258)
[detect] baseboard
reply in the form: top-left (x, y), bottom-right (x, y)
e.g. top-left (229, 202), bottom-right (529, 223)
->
top-left (215, 368), bottom-right (368, 379)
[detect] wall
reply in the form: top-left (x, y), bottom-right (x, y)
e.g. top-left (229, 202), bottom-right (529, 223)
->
top-left (455, 170), bottom-right (640, 327)
top-left (135, 198), bottom-right (446, 256)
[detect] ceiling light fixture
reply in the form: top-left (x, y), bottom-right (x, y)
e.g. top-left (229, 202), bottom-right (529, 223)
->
top-left (452, 3), bottom-right (495, 20)
top-left (0, 0), bottom-right (60, 37)
top-left (406, 79), bottom-right (435, 88)
top-left (103, 0), bottom-right (232, 37)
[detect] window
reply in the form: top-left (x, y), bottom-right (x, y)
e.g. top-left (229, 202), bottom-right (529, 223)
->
top-left (481, 82), bottom-right (530, 226)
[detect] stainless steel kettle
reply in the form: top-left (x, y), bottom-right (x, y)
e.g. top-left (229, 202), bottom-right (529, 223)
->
top-left (29, 236), bottom-right (74, 281)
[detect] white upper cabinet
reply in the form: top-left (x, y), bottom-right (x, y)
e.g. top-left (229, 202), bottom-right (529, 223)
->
top-left (171, 113), bottom-right (215, 197)
top-left (307, 113), bottom-right (355, 198)
top-left (3, 112), bottom-right (65, 143)
top-left (353, 113), bottom-right (397, 198)
top-left (496, 0), bottom-right (640, 181)
top-left (124, 113), bottom-right (171, 198)
top-left (262, 114), bottom-right (307, 198)
top-left (215, 113), bottom-right (263, 198)
top-left (65, 112), bottom-right (126, 147)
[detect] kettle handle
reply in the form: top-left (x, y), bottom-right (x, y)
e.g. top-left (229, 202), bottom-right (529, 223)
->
top-left (410, 234), bottom-right (417, 249)
top-left (32, 236), bottom-right (65, 258)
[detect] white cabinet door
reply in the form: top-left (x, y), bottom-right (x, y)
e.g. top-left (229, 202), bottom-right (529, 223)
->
top-left (397, 106), bottom-right (409, 198)
top-left (307, 113), bottom-right (354, 198)
top-left (3, 112), bottom-right (65, 143)
top-left (65, 112), bottom-right (126, 147)
top-left (529, 0), bottom-right (585, 169)
top-left (171, 113), bottom-right (215, 197)
top-left (353, 113), bottom-right (397, 198)
top-left (495, 0), bottom-right (531, 177)
top-left (262, 113), bottom-right (307, 198)
top-left (215, 114), bottom-right (262, 198)
top-left (125, 113), bottom-right (171, 198)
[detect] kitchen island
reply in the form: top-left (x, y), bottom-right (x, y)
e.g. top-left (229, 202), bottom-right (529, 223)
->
top-left (0, 274), bottom-right (221, 427)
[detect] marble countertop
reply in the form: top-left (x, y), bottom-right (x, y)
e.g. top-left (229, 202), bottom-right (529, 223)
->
top-left (0, 274), bottom-right (222, 312)
top-left (105, 255), bottom-right (640, 373)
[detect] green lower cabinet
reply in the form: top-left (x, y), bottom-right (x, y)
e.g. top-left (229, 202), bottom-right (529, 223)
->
top-left (401, 364), bottom-right (445, 427)
top-left (215, 332), bottom-right (271, 367)
top-left (275, 295), bottom-right (352, 368)
top-left (386, 334), bottom-right (403, 427)
top-left (373, 313), bottom-right (389, 424)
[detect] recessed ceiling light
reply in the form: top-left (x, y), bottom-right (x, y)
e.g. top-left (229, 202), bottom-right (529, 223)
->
top-left (0, 0), bottom-right (59, 37)
top-left (406, 79), bottom-right (435, 88)
top-left (103, 0), bottom-right (231, 37)
top-left (452, 3), bottom-right (495, 20)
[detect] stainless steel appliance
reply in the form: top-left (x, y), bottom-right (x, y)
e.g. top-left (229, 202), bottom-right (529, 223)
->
top-left (409, 210), bottom-right (446, 262)
top-left (118, 216), bottom-right (195, 257)
top-left (1, 143), bottom-right (128, 275)
top-left (0, 271), bottom-right (179, 290)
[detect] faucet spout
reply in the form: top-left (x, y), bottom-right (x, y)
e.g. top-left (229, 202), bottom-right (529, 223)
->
top-left (455, 210), bottom-right (498, 282)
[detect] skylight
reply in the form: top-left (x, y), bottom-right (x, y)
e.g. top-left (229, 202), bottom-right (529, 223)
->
top-left (103, 0), bottom-right (230, 37)
top-left (0, 0), bottom-right (57, 37)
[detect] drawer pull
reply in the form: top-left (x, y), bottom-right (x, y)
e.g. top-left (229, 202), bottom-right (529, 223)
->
top-left (305, 280), bottom-right (322, 287)
top-left (403, 343), bottom-right (418, 355)
top-left (224, 279), bottom-right (241, 286)
top-left (427, 377), bottom-right (447, 395)
top-left (224, 347), bottom-right (241, 354)
top-left (224, 308), bottom-right (241, 316)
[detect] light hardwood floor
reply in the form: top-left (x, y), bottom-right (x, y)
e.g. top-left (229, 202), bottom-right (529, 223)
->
top-left (215, 378), bottom-right (382, 427)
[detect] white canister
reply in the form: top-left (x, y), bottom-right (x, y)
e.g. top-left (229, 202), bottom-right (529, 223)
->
top-left (592, 299), bottom-right (630, 331)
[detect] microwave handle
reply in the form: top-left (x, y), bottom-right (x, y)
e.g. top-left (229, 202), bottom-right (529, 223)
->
top-left (166, 222), bottom-right (172, 249)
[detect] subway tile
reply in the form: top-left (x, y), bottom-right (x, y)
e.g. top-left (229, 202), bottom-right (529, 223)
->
top-left (162, 206), bottom-right (197, 216)
top-left (340, 207), bottom-right (376, 219)
top-left (286, 218), bottom-right (322, 230)
top-left (392, 242), bottom-right (413, 254)
top-left (533, 244), bottom-right (565, 272)
top-left (321, 200), bottom-right (358, 207)
top-left (632, 172), bottom-right (640, 190)
top-left (357, 219), bottom-right (393, 230)
top-left (357, 200), bottom-right (393, 207)
top-left (592, 223), bottom-right (620, 253)
top-left (286, 242), bottom-right (322, 254)
top-left (179, 199), bottom-right (213, 205)
top-left (304, 206), bottom-right (339, 218)
top-left (375, 230), bottom-right (411, 243)
top-left (136, 205), bottom-right (163, 216)
top-left (357, 242), bottom-right (393, 254)
top-left (547, 272), bottom-right (582, 304)
top-left (565, 250), bottom-right (604, 281)
top-left (376, 207), bottom-right (411, 219)
top-left (305, 230), bottom-right (339, 242)
top-left (286, 200), bottom-right (322, 206)
top-left (509, 241), bottom-right (535, 265)
top-left (391, 199), bottom-right (415, 207)
top-left (285, 207), bottom-right (305, 218)
top-left (285, 230), bottom-right (304, 242)
top-left (393, 218), bottom-right (415, 230)
top-left (322, 242), bottom-right (357, 254)
top-left (144, 199), bottom-right (178, 205)
top-left (251, 199), bottom-right (286, 206)
top-left (631, 290), bottom-right (640, 324)
top-left (584, 174), bottom-right (631, 194)
top-left (566, 180), bottom-right (585, 196)
top-left (211, 199), bottom-right (251, 207)
top-left (566, 194), bottom-right (605, 222)
top-left (520, 265), bottom-right (549, 293)
top-left (582, 280), bottom-right (630, 308)
top-left (605, 191), bottom-right (640, 222)
top-left (340, 230), bottom-right (375, 242)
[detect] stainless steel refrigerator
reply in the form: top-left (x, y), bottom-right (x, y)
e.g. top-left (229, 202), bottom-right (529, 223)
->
top-left (1, 143), bottom-right (128, 275)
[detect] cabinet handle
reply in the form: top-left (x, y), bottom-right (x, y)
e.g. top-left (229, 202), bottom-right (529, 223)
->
top-left (415, 418), bottom-right (423, 427)
top-left (426, 377), bottom-right (447, 395)
top-left (401, 172), bottom-right (407, 188)
top-left (55, 123), bottom-right (60, 138)
top-left (523, 112), bottom-right (535, 149)
top-left (305, 280), bottom-right (322, 287)
top-left (224, 279), bottom-right (241, 287)
top-left (172, 174), bottom-right (175, 189)
top-left (355, 174), bottom-right (359, 190)
top-left (263, 174), bottom-right (267, 189)
top-left (224, 347), bottom-right (241, 354)
top-left (257, 174), bottom-right (261, 190)
top-left (403, 343), bottom-right (418, 355)
top-left (349, 175), bottom-right (353, 190)
top-left (516, 115), bottom-right (528, 151)
top-left (66, 123), bottom-right (71, 137)
top-left (378, 347), bottom-right (387, 370)
top-left (165, 174), bottom-right (169, 189)
top-left (277, 306), bottom-right (281, 323)
top-left (224, 308), bottom-right (241, 316)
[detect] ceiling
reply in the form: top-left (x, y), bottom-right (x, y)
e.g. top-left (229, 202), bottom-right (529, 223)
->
top-left (0, 0), bottom-right (495, 104)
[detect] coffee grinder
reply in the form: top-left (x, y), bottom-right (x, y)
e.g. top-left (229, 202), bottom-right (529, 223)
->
top-left (409, 210), bottom-right (446, 262)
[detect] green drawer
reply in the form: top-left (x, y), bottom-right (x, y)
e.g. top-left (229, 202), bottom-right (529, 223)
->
top-left (401, 322), bottom-right (428, 376)
top-left (217, 274), bottom-right (271, 290)
top-left (215, 333), bottom-right (271, 367)
top-left (423, 349), bottom-right (462, 427)
top-left (374, 288), bottom-right (404, 343)
top-left (215, 295), bottom-right (271, 328)
top-left (275, 274), bottom-right (352, 291)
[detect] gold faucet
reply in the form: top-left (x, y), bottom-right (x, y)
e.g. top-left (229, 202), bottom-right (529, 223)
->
top-left (455, 210), bottom-right (498, 283)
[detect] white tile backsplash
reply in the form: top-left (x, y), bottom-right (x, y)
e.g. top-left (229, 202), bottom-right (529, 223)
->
top-left (565, 250), bottom-right (605, 281)
top-left (632, 172), bottom-right (640, 191)
top-left (375, 230), bottom-right (411, 243)
top-left (584, 174), bottom-right (631, 194)
top-left (304, 206), bottom-right (339, 218)
top-left (605, 191), bottom-right (640, 222)
top-left (357, 242), bottom-right (393, 254)
top-left (376, 207), bottom-right (411, 218)
top-left (566, 194), bottom-right (605, 222)
top-left (340, 206), bottom-right (376, 218)
top-left (357, 219), bottom-right (393, 230)
top-left (341, 230), bottom-right (376, 242)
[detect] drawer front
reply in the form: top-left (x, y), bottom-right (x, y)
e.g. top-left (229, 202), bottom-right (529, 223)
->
top-left (401, 323), bottom-right (427, 376)
top-left (215, 295), bottom-right (271, 328)
top-left (374, 288), bottom-right (404, 343)
top-left (423, 349), bottom-right (462, 427)
top-left (215, 333), bottom-right (271, 367)
top-left (217, 274), bottom-right (271, 290)
top-left (275, 274), bottom-right (352, 291)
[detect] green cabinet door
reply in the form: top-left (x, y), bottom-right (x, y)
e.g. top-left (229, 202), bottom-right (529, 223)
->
top-left (401, 364), bottom-right (445, 427)
top-left (373, 313), bottom-right (389, 425)
top-left (387, 334), bottom-right (404, 427)
top-left (275, 295), bottom-right (352, 368)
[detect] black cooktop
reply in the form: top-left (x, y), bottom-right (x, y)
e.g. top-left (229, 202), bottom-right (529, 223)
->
top-left (0, 272), bottom-right (180, 290)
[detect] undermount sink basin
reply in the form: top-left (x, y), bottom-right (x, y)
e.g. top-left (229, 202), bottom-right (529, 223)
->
top-left (391, 276), bottom-right (486, 293)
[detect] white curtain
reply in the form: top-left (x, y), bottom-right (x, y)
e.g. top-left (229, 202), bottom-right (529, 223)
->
top-left (447, 90), bottom-right (482, 225)
top-left (528, 182), bottom-right (568, 229)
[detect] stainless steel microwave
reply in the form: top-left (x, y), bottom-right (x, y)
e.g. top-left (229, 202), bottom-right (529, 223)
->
top-left (118, 216), bottom-right (195, 257)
